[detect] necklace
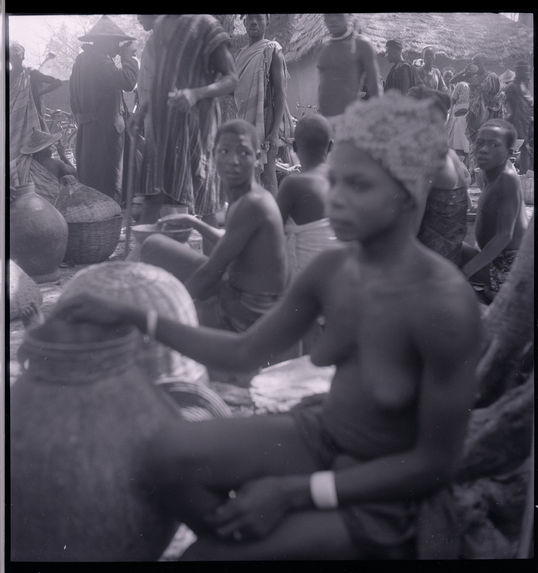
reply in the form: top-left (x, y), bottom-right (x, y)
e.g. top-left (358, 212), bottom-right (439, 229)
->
top-left (329, 27), bottom-right (353, 41)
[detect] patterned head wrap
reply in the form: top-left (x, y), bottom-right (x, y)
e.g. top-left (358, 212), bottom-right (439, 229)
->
top-left (334, 90), bottom-right (448, 203)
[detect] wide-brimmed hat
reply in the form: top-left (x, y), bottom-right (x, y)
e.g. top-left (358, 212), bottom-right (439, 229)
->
top-left (20, 129), bottom-right (62, 154)
top-left (78, 15), bottom-right (135, 42)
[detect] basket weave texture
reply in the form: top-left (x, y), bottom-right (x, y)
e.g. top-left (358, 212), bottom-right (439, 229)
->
top-left (64, 215), bottom-right (122, 264)
top-left (55, 261), bottom-right (209, 384)
top-left (9, 260), bottom-right (42, 320)
top-left (56, 180), bottom-right (121, 222)
top-left (56, 179), bottom-right (122, 264)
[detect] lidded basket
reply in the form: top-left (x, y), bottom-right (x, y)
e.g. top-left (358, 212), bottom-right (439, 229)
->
top-left (56, 178), bottom-right (122, 264)
top-left (54, 261), bottom-right (209, 384)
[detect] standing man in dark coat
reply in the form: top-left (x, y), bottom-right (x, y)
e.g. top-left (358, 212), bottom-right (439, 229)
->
top-left (70, 15), bottom-right (139, 202)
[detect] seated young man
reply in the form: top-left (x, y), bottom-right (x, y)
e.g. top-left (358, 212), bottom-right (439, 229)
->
top-left (10, 129), bottom-right (77, 204)
top-left (56, 92), bottom-right (482, 560)
top-left (277, 113), bottom-right (339, 279)
top-left (460, 119), bottom-right (529, 302)
top-left (140, 119), bottom-right (288, 333)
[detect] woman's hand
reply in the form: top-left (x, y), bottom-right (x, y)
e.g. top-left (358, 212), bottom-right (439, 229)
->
top-left (52, 293), bottom-right (128, 326)
top-left (206, 476), bottom-right (294, 542)
top-left (168, 88), bottom-right (197, 111)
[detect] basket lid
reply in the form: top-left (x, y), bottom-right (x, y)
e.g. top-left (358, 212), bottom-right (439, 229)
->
top-left (56, 180), bottom-right (121, 223)
top-left (55, 262), bottom-right (208, 383)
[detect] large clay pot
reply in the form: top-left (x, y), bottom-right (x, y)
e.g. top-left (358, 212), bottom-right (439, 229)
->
top-left (10, 182), bottom-right (68, 283)
top-left (10, 318), bottom-right (180, 561)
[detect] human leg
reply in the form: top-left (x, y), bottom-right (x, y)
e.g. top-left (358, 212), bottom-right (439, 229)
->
top-left (140, 234), bottom-right (206, 283)
top-left (140, 414), bottom-right (320, 536)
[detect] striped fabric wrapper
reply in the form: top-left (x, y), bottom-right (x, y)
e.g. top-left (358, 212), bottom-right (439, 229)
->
top-left (150, 15), bottom-right (229, 215)
top-left (235, 39), bottom-right (294, 167)
top-left (9, 68), bottom-right (41, 161)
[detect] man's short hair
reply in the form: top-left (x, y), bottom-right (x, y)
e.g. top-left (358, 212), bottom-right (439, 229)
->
top-left (241, 14), bottom-right (270, 21)
top-left (215, 119), bottom-right (259, 151)
top-left (479, 119), bottom-right (518, 150)
top-left (294, 114), bottom-right (332, 154)
top-left (386, 39), bottom-right (403, 50)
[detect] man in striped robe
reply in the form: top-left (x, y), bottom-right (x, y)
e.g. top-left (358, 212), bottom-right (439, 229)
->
top-left (140, 14), bottom-right (237, 228)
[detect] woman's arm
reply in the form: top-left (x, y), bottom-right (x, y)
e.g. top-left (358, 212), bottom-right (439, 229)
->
top-left (210, 284), bottom-right (482, 538)
top-left (55, 250), bottom-right (325, 371)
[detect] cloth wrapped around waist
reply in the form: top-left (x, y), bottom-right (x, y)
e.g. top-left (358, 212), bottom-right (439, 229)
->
top-left (217, 279), bottom-right (280, 333)
top-left (285, 217), bottom-right (337, 276)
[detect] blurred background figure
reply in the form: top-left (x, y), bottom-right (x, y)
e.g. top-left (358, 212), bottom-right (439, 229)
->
top-left (504, 61), bottom-right (533, 174)
top-left (69, 15), bottom-right (139, 203)
top-left (447, 81), bottom-right (471, 168)
top-left (9, 41), bottom-right (63, 160)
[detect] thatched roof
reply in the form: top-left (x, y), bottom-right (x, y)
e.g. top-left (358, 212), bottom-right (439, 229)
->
top-left (285, 13), bottom-right (533, 63)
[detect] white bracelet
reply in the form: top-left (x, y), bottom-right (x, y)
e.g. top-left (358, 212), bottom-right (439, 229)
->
top-left (310, 471), bottom-right (338, 509)
top-left (144, 309), bottom-right (158, 343)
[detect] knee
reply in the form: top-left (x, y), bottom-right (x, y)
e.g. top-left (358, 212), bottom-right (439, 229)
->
top-left (140, 234), bottom-right (169, 264)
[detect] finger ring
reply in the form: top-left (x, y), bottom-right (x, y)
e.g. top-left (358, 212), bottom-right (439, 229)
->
top-left (232, 530), bottom-right (243, 542)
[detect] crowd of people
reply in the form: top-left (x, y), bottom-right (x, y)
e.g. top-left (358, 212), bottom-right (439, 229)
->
top-left (9, 13), bottom-right (533, 560)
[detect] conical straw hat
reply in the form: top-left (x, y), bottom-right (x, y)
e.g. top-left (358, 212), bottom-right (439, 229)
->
top-left (20, 129), bottom-right (62, 155)
top-left (78, 15), bottom-right (135, 42)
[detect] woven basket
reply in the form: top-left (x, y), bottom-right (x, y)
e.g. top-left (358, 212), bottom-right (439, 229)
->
top-left (64, 214), bottom-right (122, 264)
top-left (9, 260), bottom-right (42, 321)
top-left (56, 179), bottom-right (122, 264)
top-left (157, 377), bottom-right (232, 421)
top-left (55, 261), bottom-right (209, 385)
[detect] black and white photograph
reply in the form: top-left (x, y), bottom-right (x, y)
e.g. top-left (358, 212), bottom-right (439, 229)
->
top-left (3, 10), bottom-right (535, 566)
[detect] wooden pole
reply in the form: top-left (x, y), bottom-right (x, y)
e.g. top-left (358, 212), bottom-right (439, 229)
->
top-left (123, 129), bottom-right (136, 259)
